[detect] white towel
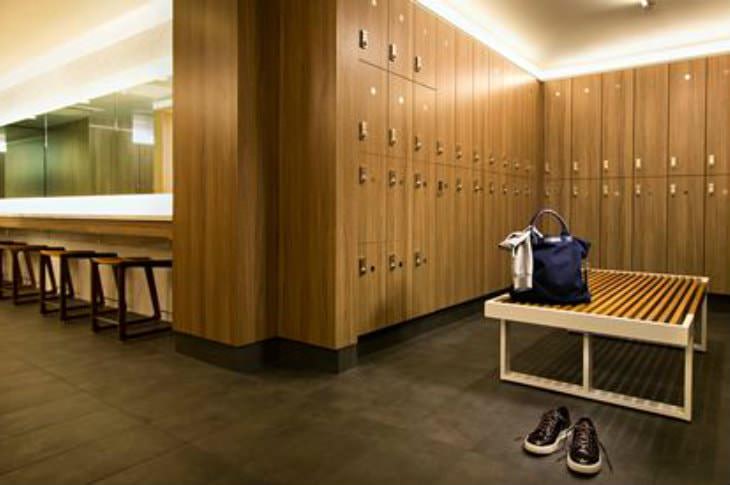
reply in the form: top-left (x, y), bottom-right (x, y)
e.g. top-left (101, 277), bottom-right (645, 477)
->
top-left (499, 228), bottom-right (533, 291)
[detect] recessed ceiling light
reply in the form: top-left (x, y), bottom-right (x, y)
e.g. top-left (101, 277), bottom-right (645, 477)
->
top-left (640, 0), bottom-right (655, 10)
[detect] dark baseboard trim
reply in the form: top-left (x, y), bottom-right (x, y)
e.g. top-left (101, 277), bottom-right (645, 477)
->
top-left (174, 333), bottom-right (357, 374)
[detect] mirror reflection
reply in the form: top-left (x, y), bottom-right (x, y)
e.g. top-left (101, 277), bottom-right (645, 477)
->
top-left (0, 79), bottom-right (173, 198)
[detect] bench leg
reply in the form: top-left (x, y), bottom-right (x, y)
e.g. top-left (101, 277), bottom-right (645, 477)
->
top-left (694, 294), bottom-right (708, 352)
top-left (583, 333), bottom-right (593, 391)
top-left (500, 320), bottom-right (510, 379)
top-left (683, 326), bottom-right (694, 421)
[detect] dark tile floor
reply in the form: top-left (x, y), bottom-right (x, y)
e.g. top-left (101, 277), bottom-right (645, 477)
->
top-left (1, 299), bottom-right (728, 485)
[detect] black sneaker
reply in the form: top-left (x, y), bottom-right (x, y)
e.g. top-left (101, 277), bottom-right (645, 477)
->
top-left (567, 418), bottom-right (602, 475)
top-left (523, 407), bottom-right (571, 455)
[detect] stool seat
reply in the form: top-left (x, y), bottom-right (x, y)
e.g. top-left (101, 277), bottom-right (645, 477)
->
top-left (0, 242), bottom-right (27, 249)
top-left (9, 244), bottom-right (62, 252)
top-left (40, 249), bottom-right (97, 258)
top-left (93, 256), bottom-right (150, 265)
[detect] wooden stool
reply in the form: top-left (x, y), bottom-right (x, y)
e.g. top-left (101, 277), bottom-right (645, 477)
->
top-left (0, 243), bottom-right (64, 304)
top-left (0, 241), bottom-right (27, 295)
top-left (39, 249), bottom-right (117, 321)
top-left (91, 257), bottom-right (172, 341)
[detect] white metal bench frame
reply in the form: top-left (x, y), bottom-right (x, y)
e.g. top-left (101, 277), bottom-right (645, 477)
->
top-left (484, 275), bottom-right (708, 422)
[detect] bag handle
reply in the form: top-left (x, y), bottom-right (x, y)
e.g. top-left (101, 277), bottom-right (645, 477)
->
top-left (528, 208), bottom-right (570, 236)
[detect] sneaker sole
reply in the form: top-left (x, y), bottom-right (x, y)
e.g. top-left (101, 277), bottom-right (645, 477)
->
top-left (523, 429), bottom-right (569, 455)
top-left (567, 453), bottom-right (602, 475)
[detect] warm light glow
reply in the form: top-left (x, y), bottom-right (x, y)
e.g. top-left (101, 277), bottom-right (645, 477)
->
top-left (0, 194), bottom-right (172, 220)
top-left (0, 132), bottom-right (6, 154)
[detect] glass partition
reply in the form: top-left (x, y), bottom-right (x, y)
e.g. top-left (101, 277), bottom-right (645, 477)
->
top-left (0, 79), bottom-right (173, 199)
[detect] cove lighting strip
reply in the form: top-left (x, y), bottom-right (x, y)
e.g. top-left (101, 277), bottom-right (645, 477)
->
top-left (418, 1), bottom-right (730, 80)
top-left (0, 194), bottom-right (172, 220)
top-left (0, 0), bottom-right (172, 93)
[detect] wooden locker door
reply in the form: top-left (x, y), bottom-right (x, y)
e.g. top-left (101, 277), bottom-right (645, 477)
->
top-left (413, 83), bottom-right (435, 163)
top-left (602, 69), bottom-right (634, 178)
top-left (453, 166), bottom-right (473, 301)
top-left (570, 179), bottom-right (601, 267)
top-left (492, 172), bottom-right (510, 288)
top-left (356, 242), bottom-right (386, 335)
top-left (571, 74), bottom-right (601, 179)
top-left (705, 175), bottom-right (730, 294)
top-left (349, 0), bottom-right (388, 69)
top-left (413, 4), bottom-right (436, 88)
top-left (707, 55), bottom-right (730, 175)
top-left (600, 177), bottom-right (632, 270)
top-left (385, 158), bottom-right (408, 244)
top-left (472, 169), bottom-right (486, 294)
top-left (435, 19), bottom-right (455, 164)
top-left (541, 179), bottom-right (571, 235)
top-left (454, 32), bottom-right (473, 168)
top-left (635, 64), bottom-right (668, 177)
top-left (669, 59), bottom-right (706, 176)
top-left (544, 79), bottom-right (572, 180)
top-left (632, 177), bottom-right (667, 273)
top-left (410, 162), bottom-right (435, 316)
top-left (668, 176), bottom-right (704, 275)
top-left (524, 80), bottom-right (538, 177)
top-left (503, 62), bottom-right (516, 174)
top-left (355, 155), bottom-right (386, 243)
top-left (387, 74), bottom-right (412, 159)
top-left (387, 0), bottom-right (413, 79)
top-left (473, 46), bottom-right (489, 169)
top-left (355, 62), bottom-right (387, 156)
top-left (483, 172), bottom-right (500, 292)
top-left (488, 54), bottom-right (504, 173)
top-left (385, 239), bottom-right (408, 325)
top-left (434, 163), bottom-right (454, 307)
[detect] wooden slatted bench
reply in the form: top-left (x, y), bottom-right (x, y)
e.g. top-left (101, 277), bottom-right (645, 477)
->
top-left (484, 269), bottom-right (708, 421)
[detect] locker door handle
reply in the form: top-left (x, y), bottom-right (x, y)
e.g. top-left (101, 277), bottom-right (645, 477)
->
top-left (502, 185), bottom-right (508, 194)
top-left (603, 160), bottom-right (609, 172)
top-left (388, 254), bottom-right (398, 271)
top-left (414, 173), bottom-right (424, 188)
top-left (455, 144), bottom-right (463, 159)
top-left (359, 166), bottom-right (369, 184)
top-left (436, 140), bottom-right (444, 155)
top-left (635, 184), bottom-right (641, 196)
top-left (388, 128), bottom-right (398, 146)
top-left (358, 121), bottom-right (368, 140)
top-left (572, 186), bottom-right (578, 197)
top-left (358, 257), bottom-right (369, 275)
top-left (438, 180), bottom-right (448, 192)
top-left (635, 158), bottom-right (642, 170)
top-left (456, 178), bottom-right (463, 192)
top-left (414, 251), bottom-right (424, 266)
top-left (488, 153), bottom-right (495, 164)
top-left (708, 154), bottom-right (716, 167)
top-left (670, 183), bottom-right (677, 196)
top-left (388, 170), bottom-right (397, 187)
top-left (670, 156), bottom-right (678, 169)
top-left (544, 162), bottom-right (551, 173)
top-left (708, 182), bottom-right (715, 195)
top-left (389, 43), bottom-right (398, 62)
top-left (473, 181), bottom-right (482, 192)
top-left (602, 184), bottom-right (609, 197)
top-left (489, 182), bottom-right (495, 194)
top-left (473, 151), bottom-right (480, 162)
top-left (414, 55), bottom-right (423, 72)
top-left (414, 135), bottom-right (423, 151)
top-left (359, 29), bottom-right (369, 50)
top-left (573, 161), bottom-right (579, 172)
top-left (514, 160), bottom-right (520, 170)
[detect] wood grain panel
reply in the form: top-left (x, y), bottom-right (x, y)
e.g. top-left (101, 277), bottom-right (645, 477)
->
top-left (705, 174), bottom-right (730, 294)
top-left (570, 178), bottom-right (601, 267)
top-left (435, 19), bottom-right (455, 164)
top-left (544, 79), bottom-right (571, 180)
top-left (356, 242), bottom-right (385, 335)
top-left (355, 61), bottom-right (387, 156)
top-left (667, 176), bottom-right (704, 275)
top-left (0, 217), bottom-right (171, 239)
top-left (632, 176), bottom-right (667, 273)
top-left (412, 83), bottom-right (435, 162)
top-left (410, 161), bottom-right (435, 316)
top-left (473, 45), bottom-right (489, 168)
top-left (541, 178), bottom-right (570, 235)
top-left (385, 158), bottom-right (408, 243)
top-left (472, 168), bottom-right (485, 294)
top-left (600, 177), bottom-right (632, 270)
top-left (571, 74), bottom-right (601, 179)
top-left (387, 72), bottom-right (412, 159)
top-left (347, 0), bottom-right (388, 69)
top-left (488, 54), bottom-right (504, 173)
top-left (634, 64), bottom-right (668, 177)
top-left (706, 55), bottom-right (730, 175)
top-left (453, 166), bottom-right (473, 302)
top-left (355, 154), bottom-right (385, 243)
top-left (669, 59), bottom-right (706, 176)
top-left (602, 69), bottom-right (634, 178)
top-left (385, 238), bottom-right (408, 325)
top-left (454, 31), bottom-right (473, 167)
top-left (413, 4), bottom-right (436, 88)
top-left (434, 163), bottom-right (454, 307)
top-left (388, 0), bottom-right (413, 79)
top-left (483, 172), bottom-right (501, 292)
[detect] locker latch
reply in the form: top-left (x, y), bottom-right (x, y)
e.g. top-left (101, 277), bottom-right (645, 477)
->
top-left (359, 29), bottom-right (369, 50)
top-left (388, 254), bottom-right (398, 271)
top-left (473, 151), bottom-right (481, 162)
top-left (514, 160), bottom-right (520, 170)
top-left (602, 184), bottom-right (609, 197)
top-left (635, 184), bottom-right (642, 196)
top-left (544, 162), bottom-right (551, 173)
top-left (635, 158), bottom-right (642, 170)
top-left (488, 153), bottom-right (495, 164)
top-left (455, 144), bottom-right (463, 159)
top-left (388, 43), bottom-right (398, 62)
top-left (489, 182), bottom-right (495, 194)
top-left (544, 188), bottom-right (551, 198)
top-left (502, 184), bottom-right (508, 194)
top-left (572, 186), bottom-right (578, 197)
top-left (414, 55), bottom-right (423, 72)
top-left (414, 251), bottom-right (425, 267)
top-left (473, 180), bottom-right (482, 192)
top-left (708, 182), bottom-right (715, 195)
top-left (708, 154), bottom-right (716, 167)
top-left (414, 173), bottom-right (425, 188)
top-left (388, 128), bottom-right (398, 146)
top-left (358, 257), bottom-right (368, 275)
top-left (438, 180), bottom-right (448, 192)
top-left (436, 140), bottom-right (444, 155)
top-left (456, 178), bottom-right (463, 192)
top-left (358, 121), bottom-right (368, 140)
top-left (670, 156), bottom-right (678, 169)
top-left (572, 161), bottom-right (579, 172)
top-left (603, 160), bottom-right (609, 171)
top-left (388, 170), bottom-right (398, 187)
top-left (414, 135), bottom-right (423, 151)
top-left (359, 166), bottom-right (369, 184)
top-left (670, 183), bottom-right (677, 196)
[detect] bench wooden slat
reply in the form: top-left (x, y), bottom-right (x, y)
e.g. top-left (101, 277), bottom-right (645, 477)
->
top-left (589, 273), bottom-right (654, 314)
top-left (566, 272), bottom-right (637, 311)
top-left (623, 275), bottom-right (676, 319)
top-left (656, 278), bottom-right (693, 323)
top-left (604, 275), bottom-right (663, 316)
top-left (667, 279), bottom-right (700, 325)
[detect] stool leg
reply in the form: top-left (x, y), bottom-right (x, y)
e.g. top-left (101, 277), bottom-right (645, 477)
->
top-left (59, 257), bottom-right (69, 320)
top-left (117, 265), bottom-right (128, 341)
top-left (0, 249), bottom-right (5, 298)
top-left (65, 258), bottom-right (76, 299)
top-left (39, 254), bottom-right (48, 314)
top-left (144, 267), bottom-right (162, 321)
top-left (12, 251), bottom-right (20, 303)
top-left (91, 261), bottom-right (101, 332)
top-left (24, 250), bottom-right (36, 289)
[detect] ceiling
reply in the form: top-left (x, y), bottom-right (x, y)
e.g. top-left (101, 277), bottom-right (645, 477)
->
top-left (426, 0), bottom-right (730, 79)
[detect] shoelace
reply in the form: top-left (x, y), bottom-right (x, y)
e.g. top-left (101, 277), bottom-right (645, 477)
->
top-left (514, 411), bottom-right (561, 443)
top-left (554, 425), bottom-right (614, 473)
